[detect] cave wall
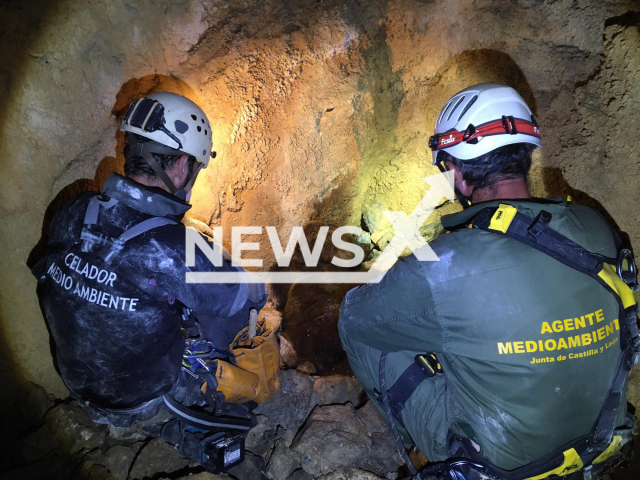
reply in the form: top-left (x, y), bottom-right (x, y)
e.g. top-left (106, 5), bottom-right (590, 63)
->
top-left (1, 0), bottom-right (639, 410)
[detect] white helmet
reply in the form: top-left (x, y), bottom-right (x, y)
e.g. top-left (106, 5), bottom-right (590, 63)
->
top-left (120, 92), bottom-right (215, 197)
top-left (429, 83), bottom-right (541, 168)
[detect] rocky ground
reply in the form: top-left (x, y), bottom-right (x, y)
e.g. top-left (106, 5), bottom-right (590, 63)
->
top-left (2, 0), bottom-right (640, 409)
top-left (3, 373), bottom-right (639, 480)
top-left (0, 373), bottom-right (404, 480)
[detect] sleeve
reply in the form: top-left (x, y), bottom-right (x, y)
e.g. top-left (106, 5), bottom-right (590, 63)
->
top-left (164, 229), bottom-right (268, 346)
top-left (338, 254), bottom-right (443, 353)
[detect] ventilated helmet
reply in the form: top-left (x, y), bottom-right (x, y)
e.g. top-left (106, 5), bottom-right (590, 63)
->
top-left (429, 83), bottom-right (541, 169)
top-left (120, 92), bottom-right (215, 198)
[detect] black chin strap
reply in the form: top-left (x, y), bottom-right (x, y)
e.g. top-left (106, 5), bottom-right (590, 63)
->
top-left (455, 188), bottom-right (473, 208)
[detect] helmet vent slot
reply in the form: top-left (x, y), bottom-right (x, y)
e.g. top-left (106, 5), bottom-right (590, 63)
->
top-left (197, 126), bottom-right (202, 132)
top-left (458, 95), bottom-right (478, 122)
top-left (438, 100), bottom-right (453, 124)
top-left (191, 114), bottom-right (197, 121)
top-left (447, 96), bottom-right (465, 122)
top-left (174, 120), bottom-right (189, 134)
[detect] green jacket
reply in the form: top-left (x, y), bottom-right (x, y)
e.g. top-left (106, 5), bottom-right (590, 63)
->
top-left (339, 199), bottom-right (627, 470)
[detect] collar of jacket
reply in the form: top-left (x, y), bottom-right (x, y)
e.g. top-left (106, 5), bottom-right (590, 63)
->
top-left (102, 173), bottom-right (192, 218)
top-left (441, 197), bottom-right (567, 230)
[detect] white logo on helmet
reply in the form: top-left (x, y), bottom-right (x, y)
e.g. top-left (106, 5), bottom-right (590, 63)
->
top-left (440, 134), bottom-right (456, 146)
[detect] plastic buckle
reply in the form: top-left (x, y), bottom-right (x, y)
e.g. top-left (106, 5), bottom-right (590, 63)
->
top-left (415, 353), bottom-right (443, 377)
top-left (527, 211), bottom-right (552, 239)
top-left (502, 115), bottom-right (518, 135)
top-left (462, 124), bottom-right (476, 142)
top-left (617, 249), bottom-right (639, 291)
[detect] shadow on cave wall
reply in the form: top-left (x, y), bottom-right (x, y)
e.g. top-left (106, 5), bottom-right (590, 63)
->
top-left (422, 48), bottom-right (538, 129)
top-left (0, 0), bottom-right (61, 159)
top-left (0, 1), bottom-right (67, 462)
top-left (0, 0), bottom-right (65, 421)
top-left (268, 184), bottom-right (367, 376)
top-left (538, 166), bottom-right (631, 249)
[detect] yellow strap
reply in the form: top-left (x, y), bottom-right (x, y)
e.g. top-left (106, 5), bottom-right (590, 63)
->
top-left (598, 264), bottom-right (637, 309)
top-left (524, 448), bottom-right (584, 480)
top-left (488, 204), bottom-right (518, 233)
top-left (593, 435), bottom-right (623, 464)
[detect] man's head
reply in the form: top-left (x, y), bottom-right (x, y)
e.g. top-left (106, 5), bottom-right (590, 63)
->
top-left (123, 136), bottom-right (199, 192)
top-left (429, 84), bottom-right (541, 205)
top-left (120, 92), bottom-right (215, 199)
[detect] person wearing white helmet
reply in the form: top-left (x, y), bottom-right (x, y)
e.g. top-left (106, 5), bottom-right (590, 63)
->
top-left (32, 92), bottom-right (271, 472)
top-left (429, 83), bottom-right (541, 206)
top-left (120, 92), bottom-right (215, 199)
top-left (339, 84), bottom-right (637, 479)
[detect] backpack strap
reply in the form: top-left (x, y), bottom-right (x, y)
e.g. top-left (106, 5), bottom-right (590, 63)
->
top-left (79, 194), bottom-right (179, 264)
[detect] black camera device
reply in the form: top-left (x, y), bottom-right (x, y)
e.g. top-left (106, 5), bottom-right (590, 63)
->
top-left (199, 430), bottom-right (245, 473)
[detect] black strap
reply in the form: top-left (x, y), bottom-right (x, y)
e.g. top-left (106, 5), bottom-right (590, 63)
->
top-left (162, 394), bottom-right (255, 431)
top-left (380, 362), bottom-right (427, 420)
top-left (127, 132), bottom-right (202, 198)
top-left (473, 208), bottom-right (611, 273)
top-left (377, 354), bottom-right (442, 421)
top-left (379, 353), bottom-right (418, 476)
top-left (142, 149), bottom-right (180, 195)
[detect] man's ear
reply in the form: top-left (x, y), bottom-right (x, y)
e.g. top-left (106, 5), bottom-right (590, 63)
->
top-left (175, 155), bottom-right (190, 185)
top-left (166, 155), bottom-right (191, 191)
top-left (447, 162), bottom-right (474, 197)
top-left (177, 155), bottom-right (190, 176)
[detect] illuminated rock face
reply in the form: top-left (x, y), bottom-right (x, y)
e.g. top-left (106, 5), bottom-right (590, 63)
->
top-left (0, 0), bottom-right (639, 412)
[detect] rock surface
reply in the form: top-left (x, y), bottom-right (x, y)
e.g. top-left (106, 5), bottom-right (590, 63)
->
top-left (44, 403), bottom-right (107, 455)
top-left (101, 444), bottom-right (141, 480)
top-left (0, 374), bottom-right (396, 479)
top-left (318, 467), bottom-right (386, 480)
top-left (292, 403), bottom-right (402, 477)
top-left (267, 438), bottom-right (302, 479)
top-left (128, 437), bottom-right (189, 479)
top-left (255, 370), bottom-right (366, 432)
